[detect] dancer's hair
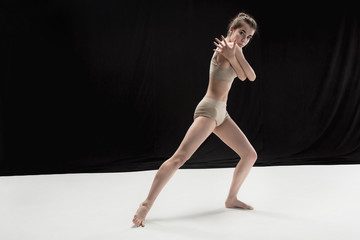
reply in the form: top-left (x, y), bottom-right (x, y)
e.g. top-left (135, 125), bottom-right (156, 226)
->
top-left (227, 12), bottom-right (257, 36)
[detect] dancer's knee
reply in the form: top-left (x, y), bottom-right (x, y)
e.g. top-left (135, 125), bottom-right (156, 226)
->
top-left (242, 150), bottom-right (257, 165)
top-left (168, 153), bottom-right (190, 168)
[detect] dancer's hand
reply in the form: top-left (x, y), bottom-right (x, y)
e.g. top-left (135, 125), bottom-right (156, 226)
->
top-left (213, 35), bottom-right (237, 60)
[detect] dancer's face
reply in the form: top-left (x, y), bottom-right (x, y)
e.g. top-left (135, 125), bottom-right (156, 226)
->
top-left (228, 23), bottom-right (255, 48)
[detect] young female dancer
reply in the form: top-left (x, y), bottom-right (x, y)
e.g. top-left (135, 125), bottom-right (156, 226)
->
top-left (133, 12), bottom-right (258, 227)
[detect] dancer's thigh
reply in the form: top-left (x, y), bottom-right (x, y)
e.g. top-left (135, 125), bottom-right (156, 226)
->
top-left (173, 116), bottom-right (216, 160)
top-left (213, 117), bottom-right (256, 159)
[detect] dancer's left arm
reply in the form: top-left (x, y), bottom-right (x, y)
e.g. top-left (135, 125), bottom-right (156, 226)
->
top-left (235, 46), bottom-right (256, 81)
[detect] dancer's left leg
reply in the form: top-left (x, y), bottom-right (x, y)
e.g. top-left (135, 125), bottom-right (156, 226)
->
top-left (213, 116), bottom-right (257, 209)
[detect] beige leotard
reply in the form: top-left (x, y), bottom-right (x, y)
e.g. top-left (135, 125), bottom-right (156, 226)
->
top-left (209, 53), bottom-right (237, 82)
top-left (193, 53), bottom-right (237, 126)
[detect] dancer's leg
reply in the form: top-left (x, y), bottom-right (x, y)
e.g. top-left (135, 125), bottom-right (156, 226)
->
top-left (133, 116), bottom-right (216, 227)
top-left (213, 116), bottom-right (257, 210)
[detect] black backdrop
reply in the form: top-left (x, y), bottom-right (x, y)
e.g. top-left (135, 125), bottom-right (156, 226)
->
top-left (2, 1), bottom-right (360, 176)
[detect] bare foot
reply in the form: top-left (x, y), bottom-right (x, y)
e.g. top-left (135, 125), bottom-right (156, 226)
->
top-left (225, 198), bottom-right (254, 210)
top-left (132, 202), bottom-right (151, 227)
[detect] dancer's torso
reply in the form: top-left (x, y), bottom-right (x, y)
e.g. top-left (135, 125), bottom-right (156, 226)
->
top-left (205, 52), bottom-right (237, 102)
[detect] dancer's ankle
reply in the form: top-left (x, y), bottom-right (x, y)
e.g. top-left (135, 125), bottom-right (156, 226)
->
top-left (142, 200), bottom-right (153, 208)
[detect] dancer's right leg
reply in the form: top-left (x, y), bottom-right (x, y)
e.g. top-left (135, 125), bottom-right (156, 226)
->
top-left (132, 116), bottom-right (216, 227)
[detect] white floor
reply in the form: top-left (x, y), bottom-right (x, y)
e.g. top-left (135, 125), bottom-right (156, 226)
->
top-left (1, 164), bottom-right (360, 240)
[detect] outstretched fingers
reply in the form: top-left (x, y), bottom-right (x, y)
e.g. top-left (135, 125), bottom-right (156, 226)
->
top-left (213, 39), bottom-right (222, 53)
top-left (221, 35), bottom-right (228, 46)
top-left (214, 36), bottom-right (236, 53)
top-left (213, 41), bottom-right (221, 48)
top-left (215, 37), bottom-right (224, 46)
top-left (213, 36), bottom-right (226, 53)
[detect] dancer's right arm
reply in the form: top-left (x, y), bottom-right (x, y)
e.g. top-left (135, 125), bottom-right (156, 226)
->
top-left (213, 36), bottom-right (247, 81)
